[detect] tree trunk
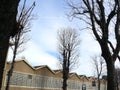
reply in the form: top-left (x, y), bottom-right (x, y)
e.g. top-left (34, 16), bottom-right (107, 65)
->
top-left (106, 60), bottom-right (115, 90)
top-left (98, 76), bottom-right (101, 90)
top-left (0, 0), bottom-right (20, 89)
top-left (5, 53), bottom-right (16, 90)
top-left (102, 48), bottom-right (115, 90)
top-left (62, 66), bottom-right (69, 90)
top-left (100, 41), bottom-right (115, 90)
top-left (102, 55), bottom-right (115, 90)
top-left (0, 37), bottom-right (9, 89)
top-left (63, 61), bottom-right (68, 90)
top-left (62, 51), bottom-right (68, 90)
top-left (63, 77), bottom-right (67, 90)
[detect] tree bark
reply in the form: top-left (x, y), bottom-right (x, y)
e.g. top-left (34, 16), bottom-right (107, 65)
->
top-left (98, 40), bottom-right (115, 90)
top-left (98, 39), bottom-right (115, 90)
top-left (98, 76), bottom-right (101, 90)
top-left (62, 76), bottom-right (67, 90)
top-left (63, 67), bottom-right (69, 90)
top-left (106, 60), bottom-right (115, 90)
top-left (62, 51), bottom-right (68, 90)
top-left (0, 0), bottom-right (20, 89)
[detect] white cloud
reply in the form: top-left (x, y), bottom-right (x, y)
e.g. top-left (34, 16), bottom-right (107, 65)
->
top-left (80, 31), bottom-right (101, 56)
top-left (8, 41), bottom-right (59, 70)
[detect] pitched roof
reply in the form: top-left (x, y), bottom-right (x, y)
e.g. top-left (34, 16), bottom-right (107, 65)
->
top-left (53, 69), bottom-right (62, 74)
top-left (34, 65), bottom-right (55, 74)
top-left (7, 59), bottom-right (35, 70)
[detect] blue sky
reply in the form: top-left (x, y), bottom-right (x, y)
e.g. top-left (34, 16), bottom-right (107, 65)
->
top-left (8, 0), bottom-right (120, 76)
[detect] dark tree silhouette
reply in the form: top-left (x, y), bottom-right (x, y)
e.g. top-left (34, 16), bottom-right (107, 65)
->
top-left (67, 0), bottom-right (120, 90)
top-left (57, 28), bottom-right (80, 90)
top-left (5, 0), bottom-right (35, 90)
top-left (0, 0), bottom-right (20, 89)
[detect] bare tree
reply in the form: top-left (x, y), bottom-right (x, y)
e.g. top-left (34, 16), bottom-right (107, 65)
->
top-left (92, 55), bottom-right (106, 90)
top-left (5, 0), bottom-right (35, 90)
top-left (0, 0), bottom-right (20, 89)
top-left (57, 28), bottom-right (80, 90)
top-left (67, 0), bottom-right (120, 90)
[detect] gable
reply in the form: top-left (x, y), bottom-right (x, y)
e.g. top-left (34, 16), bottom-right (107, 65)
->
top-left (6, 60), bottom-right (34, 74)
top-left (35, 66), bottom-right (55, 77)
top-left (68, 73), bottom-right (80, 81)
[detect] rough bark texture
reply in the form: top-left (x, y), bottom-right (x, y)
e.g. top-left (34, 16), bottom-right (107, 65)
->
top-left (0, 0), bottom-right (20, 89)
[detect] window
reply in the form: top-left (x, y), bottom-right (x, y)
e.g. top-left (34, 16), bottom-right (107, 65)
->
top-left (82, 84), bottom-right (86, 90)
top-left (9, 72), bottom-right (80, 89)
top-left (92, 81), bottom-right (96, 86)
top-left (28, 75), bottom-right (32, 79)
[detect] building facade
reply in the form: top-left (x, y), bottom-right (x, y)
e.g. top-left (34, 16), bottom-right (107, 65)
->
top-left (3, 60), bottom-right (107, 90)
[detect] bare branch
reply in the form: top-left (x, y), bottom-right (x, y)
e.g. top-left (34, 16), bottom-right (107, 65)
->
top-left (57, 28), bottom-right (80, 90)
top-left (67, 0), bottom-right (120, 89)
top-left (6, 1), bottom-right (35, 90)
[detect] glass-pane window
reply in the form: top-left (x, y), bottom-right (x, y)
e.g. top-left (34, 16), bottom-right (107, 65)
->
top-left (9, 72), bottom-right (81, 90)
